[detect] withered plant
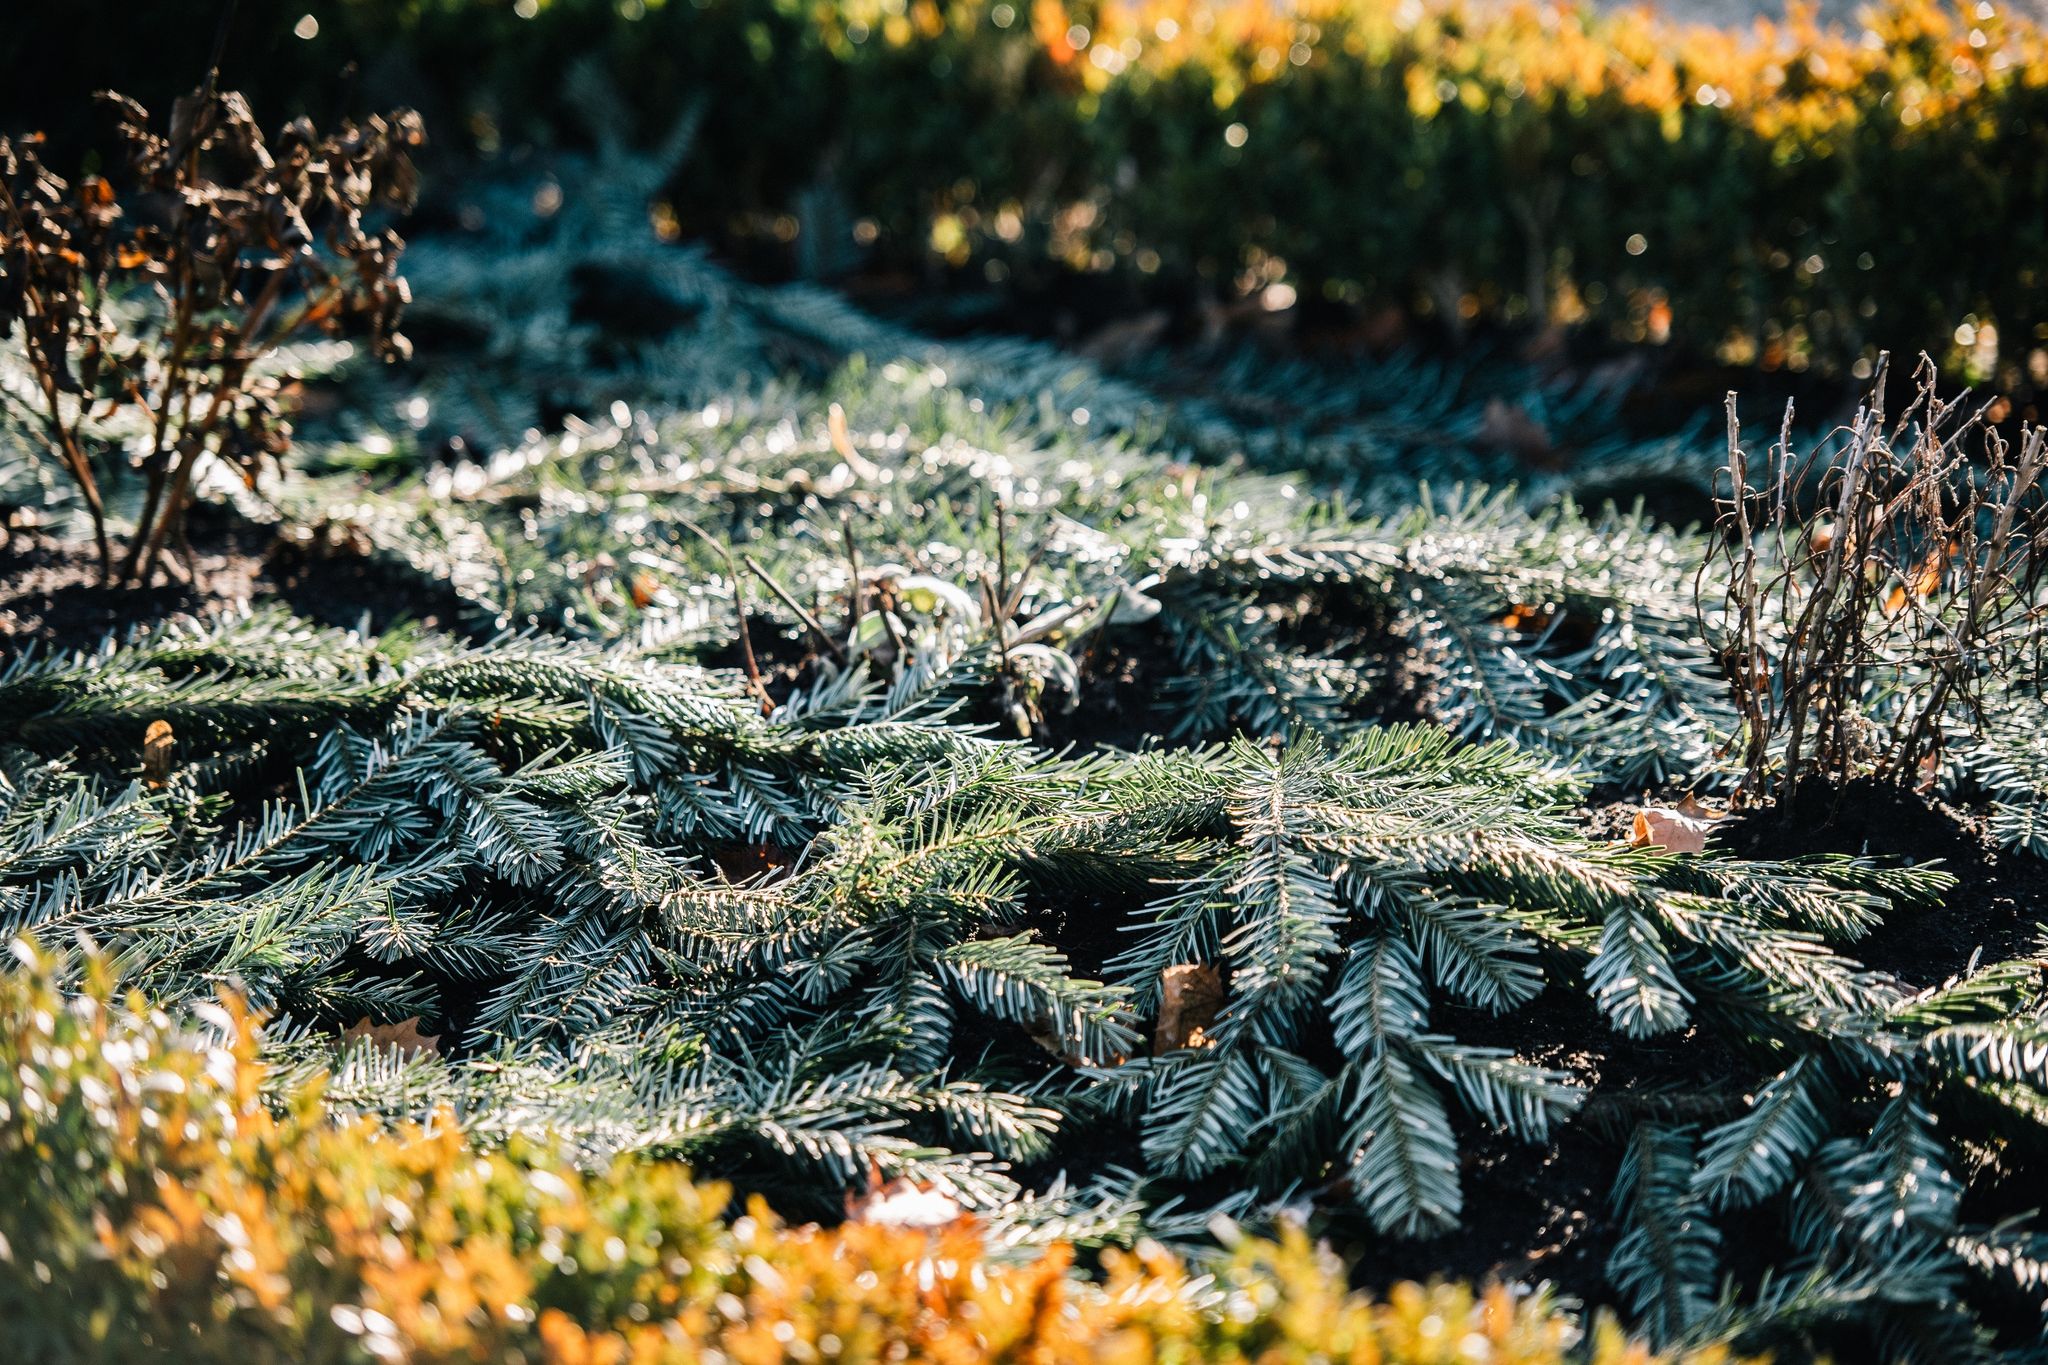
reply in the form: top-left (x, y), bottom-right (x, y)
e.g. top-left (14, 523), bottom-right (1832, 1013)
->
top-left (1708, 355), bottom-right (2048, 803)
top-left (0, 77), bottom-right (419, 585)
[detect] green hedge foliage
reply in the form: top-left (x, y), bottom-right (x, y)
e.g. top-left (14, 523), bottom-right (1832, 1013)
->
top-left (20, 0), bottom-right (2042, 377)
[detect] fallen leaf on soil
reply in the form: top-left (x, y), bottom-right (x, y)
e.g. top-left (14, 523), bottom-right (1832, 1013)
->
top-left (342, 1015), bottom-right (440, 1058)
top-left (1629, 799), bottom-right (1725, 854)
top-left (142, 719), bottom-right (175, 789)
top-left (1154, 963), bottom-right (1224, 1055)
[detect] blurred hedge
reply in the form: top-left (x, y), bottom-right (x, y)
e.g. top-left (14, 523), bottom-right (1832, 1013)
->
top-left (0, 940), bottom-right (1738, 1364)
top-left (6, 0), bottom-right (2045, 378)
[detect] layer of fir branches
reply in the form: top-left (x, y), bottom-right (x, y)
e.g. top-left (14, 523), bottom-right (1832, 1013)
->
top-left (3, 87), bottom-right (2048, 1364)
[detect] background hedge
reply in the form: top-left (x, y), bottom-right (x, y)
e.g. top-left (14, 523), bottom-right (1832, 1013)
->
top-left (6, 0), bottom-right (2045, 380)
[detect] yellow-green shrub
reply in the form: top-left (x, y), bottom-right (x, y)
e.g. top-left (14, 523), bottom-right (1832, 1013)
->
top-left (0, 940), bottom-right (1737, 1364)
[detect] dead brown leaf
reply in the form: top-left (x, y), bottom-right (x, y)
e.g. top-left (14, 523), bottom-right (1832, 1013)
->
top-left (341, 1015), bottom-right (440, 1058)
top-left (1154, 963), bottom-right (1224, 1055)
top-left (629, 569), bottom-right (661, 609)
top-left (141, 719), bottom-right (174, 788)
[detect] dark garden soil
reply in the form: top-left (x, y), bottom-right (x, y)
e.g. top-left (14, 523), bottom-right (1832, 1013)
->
top-left (1335, 986), bottom-right (1748, 1310)
top-left (1720, 776), bottom-right (2048, 989)
top-left (0, 506), bottom-right (472, 653)
top-left (0, 517), bottom-right (266, 648)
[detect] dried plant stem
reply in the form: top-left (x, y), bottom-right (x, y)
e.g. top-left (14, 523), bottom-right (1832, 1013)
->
top-left (840, 512), bottom-right (865, 650)
top-left (120, 258), bottom-right (200, 585)
top-left (1722, 392), bottom-right (1766, 788)
top-left (27, 349), bottom-right (113, 579)
top-left (744, 554), bottom-right (845, 662)
top-left (0, 180), bottom-right (113, 578)
top-left (1712, 353), bottom-right (2048, 804)
top-left (680, 518), bottom-right (774, 711)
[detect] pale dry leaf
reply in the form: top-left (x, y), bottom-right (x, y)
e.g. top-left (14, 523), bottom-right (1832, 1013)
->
top-left (826, 402), bottom-right (884, 481)
top-left (1671, 794), bottom-right (1725, 821)
top-left (845, 1168), bottom-right (966, 1231)
top-left (1629, 800), bottom-right (1725, 854)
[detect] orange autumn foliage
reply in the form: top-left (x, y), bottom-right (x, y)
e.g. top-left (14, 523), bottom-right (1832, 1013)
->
top-left (0, 939), bottom-right (1748, 1364)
